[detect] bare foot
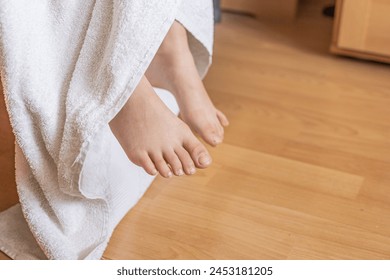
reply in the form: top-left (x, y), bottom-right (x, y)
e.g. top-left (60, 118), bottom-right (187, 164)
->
top-left (146, 21), bottom-right (229, 147)
top-left (109, 76), bottom-right (212, 178)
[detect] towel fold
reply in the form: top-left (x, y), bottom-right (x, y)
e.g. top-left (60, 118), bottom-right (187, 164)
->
top-left (0, 0), bottom-right (213, 259)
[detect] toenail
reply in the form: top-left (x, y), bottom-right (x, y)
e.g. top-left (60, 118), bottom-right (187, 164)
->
top-left (167, 171), bottom-right (173, 178)
top-left (188, 166), bottom-right (196, 175)
top-left (177, 169), bottom-right (184, 176)
top-left (151, 169), bottom-right (158, 175)
top-left (199, 154), bottom-right (212, 166)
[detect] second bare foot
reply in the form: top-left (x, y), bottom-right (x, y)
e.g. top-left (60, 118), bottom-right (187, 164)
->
top-left (146, 21), bottom-right (229, 147)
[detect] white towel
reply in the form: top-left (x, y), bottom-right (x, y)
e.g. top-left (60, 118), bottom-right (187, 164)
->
top-left (0, 0), bottom-right (213, 260)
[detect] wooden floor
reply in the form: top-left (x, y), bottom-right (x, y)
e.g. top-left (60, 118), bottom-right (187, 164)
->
top-left (1, 0), bottom-right (390, 260)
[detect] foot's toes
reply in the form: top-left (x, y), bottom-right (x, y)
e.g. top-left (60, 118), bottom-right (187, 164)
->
top-left (151, 154), bottom-right (173, 178)
top-left (217, 110), bottom-right (229, 127)
top-left (175, 147), bottom-right (197, 175)
top-left (198, 123), bottom-right (224, 147)
top-left (134, 153), bottom-right (158, 176)
top-left (184, 138), bottom-right (212, 169)
top-left (164, 149), bottom-right (184, 176)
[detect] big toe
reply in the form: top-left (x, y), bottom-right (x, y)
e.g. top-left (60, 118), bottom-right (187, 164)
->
top-left (184, 137), bottom-right (212, 169)
top-left (198, 123), bottom-right (224, 147)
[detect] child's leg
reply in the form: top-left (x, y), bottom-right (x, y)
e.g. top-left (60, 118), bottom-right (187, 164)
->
top-left (146, 21), bottom-right (229, 147)
top-left (109, 76), bottom-right (212, 178)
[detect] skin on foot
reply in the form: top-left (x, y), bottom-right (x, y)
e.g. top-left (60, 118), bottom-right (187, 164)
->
top-left (146, 21), bottom-right (229, 147)
top-left (109, 76), bottom-right (212, 178)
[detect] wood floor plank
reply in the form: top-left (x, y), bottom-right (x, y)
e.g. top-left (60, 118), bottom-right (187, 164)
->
top-left (212, 144), bottom-right (364, 199)
top-left (288, 236), bottom-right (390, 260)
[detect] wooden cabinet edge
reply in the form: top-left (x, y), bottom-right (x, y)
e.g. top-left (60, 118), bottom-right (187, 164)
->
top-left (330, 0), bottom-right (390, 64)
top-left (330, 44), bottom-right (390, 64)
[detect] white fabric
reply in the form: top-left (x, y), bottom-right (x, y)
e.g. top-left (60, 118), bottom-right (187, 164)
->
top-left (0, 0), bottom-right (213, 259)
